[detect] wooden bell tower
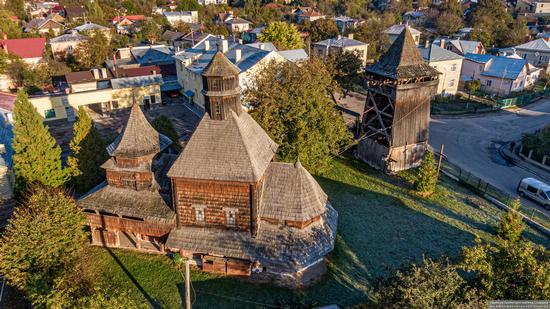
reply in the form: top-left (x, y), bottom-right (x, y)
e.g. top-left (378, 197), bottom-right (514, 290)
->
top-left (357, 27), bottom-right (440, 173)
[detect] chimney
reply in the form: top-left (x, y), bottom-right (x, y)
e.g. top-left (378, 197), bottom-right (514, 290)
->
top-left (92, 68), bottom-right (100, 79)
top-left (152, 69), bottom-right (157, 75)
top-left (259, 43), bottom-right (265, 50)
top-left (101, 68), bottom-right (107, 79)
top-left (235, 48), bottom-right (241, 62)
top-left (221, 39), bottom-right (228, 53)
top-left (347, 33), bottom-right (354, 40)
top-left (337, 34), bottom-right (342, 40)
top-left (2, 33), bottom-right (6, 40)
top-left (204, 40), bottom-right (210, 51)
top-left (440, 38), bottom-right (445, 49)
top-left (424, 40), bottom-right (430, 49)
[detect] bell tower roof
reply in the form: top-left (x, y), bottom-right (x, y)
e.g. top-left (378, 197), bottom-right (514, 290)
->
top-left (366, 26), bottom-right (440, 80)
top-left (107, 102), bottom-right (164, 158)
top-left (203, 50), bottom-right (241, 77)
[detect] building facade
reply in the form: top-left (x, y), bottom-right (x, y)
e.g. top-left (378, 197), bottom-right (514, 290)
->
top-left (419, 42), bottom-right (463, 95)
top-left (313, 34), bottom-right (369, 65)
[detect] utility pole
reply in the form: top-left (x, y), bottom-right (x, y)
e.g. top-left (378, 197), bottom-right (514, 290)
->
top-left (185, 259), bottom-right (191, 309)
top-left (437, 144), bottom-right (445, 177)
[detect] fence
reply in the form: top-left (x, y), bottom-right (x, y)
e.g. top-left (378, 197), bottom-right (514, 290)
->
top-left (433, 150), bottom-right (550, 235)
top-left (495, 87), bottom-right (550, 108)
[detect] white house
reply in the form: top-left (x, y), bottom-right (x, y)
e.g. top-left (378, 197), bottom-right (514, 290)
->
top-left (163, 11), bottom-right (198, 25)
top-left (502, 38), bottom-right (550, 73)
top-left (385, 24), bottom-right (421, 45)
top-left (418, 42), bottom-right (463, 95)
top-left (174, 36), bottom-right (285, 109)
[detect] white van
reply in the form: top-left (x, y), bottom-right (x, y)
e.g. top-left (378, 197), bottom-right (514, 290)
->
top-left (517, 177), bottom-right (550, 210)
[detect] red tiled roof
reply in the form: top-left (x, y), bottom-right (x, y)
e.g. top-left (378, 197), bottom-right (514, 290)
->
top-left (0, 92), bottom-right (16, 112)
top-left (0, 37), bottom-right (46, 59)
top-left (122, 65), bottom-right (161, 77)
top-left (112, 15), bottom-right (146, 23)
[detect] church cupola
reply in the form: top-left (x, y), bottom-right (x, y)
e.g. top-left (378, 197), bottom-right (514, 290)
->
top-left (201, 51), bottom-right (242, 120)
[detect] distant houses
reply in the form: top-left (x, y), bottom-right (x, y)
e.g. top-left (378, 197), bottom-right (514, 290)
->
top-left (385, 24), bottom-right (421, 45)
top-left (312, 34), bottom-right (369, 65)
top-left (502, 38), bottom-right (550, 72)
top-left (0, 37), bottom-right (47, 65)
top-left (419, 41), bottom-right (463, 95)
top-left (163, 11), bottom-right (198, 25)
top-left (49, 32), bottom-right (88, 59)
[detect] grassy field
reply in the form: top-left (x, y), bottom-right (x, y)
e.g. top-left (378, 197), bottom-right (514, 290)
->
top-left (84, 156), bottom-right (550, 308)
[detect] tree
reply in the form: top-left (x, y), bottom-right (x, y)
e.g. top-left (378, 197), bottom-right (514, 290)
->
top-left (71, 31), bottom-right (111, 70)
top-left (0, 9), bottom-right (23, 38)
top-left (436, 11), bottom-right (463, 36)
top-left (67, 107), bottom-right (108, 193)
top-left (465, 80), bottom-right (480, 99)
top-left (152, 115), bottom-right (182, 152)
top-left (496, 198), bottom-right (524, 242)
top-left (246, 59), bottom-right (353, 173)
top-left (5, 0), bottom-right (25, 19)
top-left (173, 21), bottom-right (192, 33)
top-left (85, 1), bottom-right (107, 26)
top-left (0, 187), bottom-right (87, 304)
top-left (308, 18), bottom-right (339, 43)
top-left (461, 237), bottom-right (550, 300)
top-left (176, 0), bottom-right (200, 11)
top-left (415, 151), bottom-right (438, 196)
top-left (141, 19), bottom-right (162, 44)
top-left (353, 12), bottom-right (395, 61)
top-left (501, 17), bottom-right (529, 47)
top-left (376, 257), bottom-right (481, 308)
top-left (470, 0), bottom-right (517, 47)
top-left (329, 50), bottom-right (363, 97)
top-left (258, 21), bottom-right (303, 50)
top-left (12, 90), bottom-right (68, 192)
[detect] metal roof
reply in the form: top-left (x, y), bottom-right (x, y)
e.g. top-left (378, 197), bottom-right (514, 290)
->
top-left (514, 38), bottom-right (550, 52)
top-left (49, 32), bottom-right (88, 43)
top-left (464, 53), bottom-right (533, 80)
top-left (418, 44), bottom-right (463, 62)
top-left (277, 49), bottom-right (309, 63)
top-left (314, 37), bottom-right (367, 48)
top-left (384, 24), bottom-right (421, 36)
top-left (111, 75), bottom-right (163, 89)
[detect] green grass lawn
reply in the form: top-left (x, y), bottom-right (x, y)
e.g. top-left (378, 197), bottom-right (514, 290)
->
top-left (85, 156), bottom-right (550, 308)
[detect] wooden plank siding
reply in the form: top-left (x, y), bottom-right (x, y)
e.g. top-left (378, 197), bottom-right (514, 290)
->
top-left (86, 213), bottom-right (174, 237)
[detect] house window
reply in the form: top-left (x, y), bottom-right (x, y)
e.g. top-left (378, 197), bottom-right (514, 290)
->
top-left (486, 80), bottom-right (492, 86)
top-left (44, 109), bottom-right (56, 119)
top-left (194, 208), bottom-right (205, 223)
top-left (448, 79), bottom-right (455, 87)
top-left (151, 95), bottom-right (156, 104)
top-left (450, 64), bottom-right (457, 71)
top-left (226, 210), bottom-right (236, 226)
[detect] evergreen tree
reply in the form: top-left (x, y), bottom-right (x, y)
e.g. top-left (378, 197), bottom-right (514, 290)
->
top-left (246, 58), bottom-right (353, 173)
top-left (496, 198), bottom-right (524, 242)
top-left (152, 115), bottom-right (182, 152)
top-left (415, 151), bottom-right (438, 196)
top-left (0, 187), bottom-right (87, 305)
top-left (67, 107), bottom-right (108, 193)
top-left (12, 90), bottom-right (68, 193)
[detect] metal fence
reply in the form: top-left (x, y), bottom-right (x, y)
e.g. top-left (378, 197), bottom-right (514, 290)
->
top-left (434, 150), bottom-right (550, 234)
top-left (496, 88), bottom-right (550, 108)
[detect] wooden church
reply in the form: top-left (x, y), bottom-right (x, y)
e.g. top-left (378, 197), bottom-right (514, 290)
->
top-left (79, 50), bottom-right (338, 287)
top-left (357, 26), bottom-right (440, 173)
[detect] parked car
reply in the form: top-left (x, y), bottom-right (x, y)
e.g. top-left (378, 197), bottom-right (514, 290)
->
top-left (517, 177), bottom-right (550, 209)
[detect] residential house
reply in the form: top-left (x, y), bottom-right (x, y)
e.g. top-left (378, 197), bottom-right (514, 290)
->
top-left (173, 37), bottom-right (285, 108)
top-left (198, 0), bottom-right (227, 4)
top-left (333, 16), bottom-right (363, 33)
top-left (385, 24), bottom-right (421, 45)
top-left (403, 11), bottom-right (427, 26)
top-left (242, 26), bottom-right (264, 43)
top-left (312, 34), bottom-right (369, 65)
top-left (0, 37), bottom-right (47, 65)
top-left (296, 10), bottom-right (325, 23)
top-left (418, 41), bottom-right (463, 95)
top-left (533, 0), bottom-right (550, 15)
top-left (73, 22), bottom-right (112, 40)
top-left (461, 53), bottom-right (542, 96)
top-left (0, 92), bottom-right (15, 123)
top-left (64, 6), bottom-right (86, 22)
top-left (225, 17), bottom-right (252, 33)
top-left (163, 11), bottom-right (199, 25)
top-left (24, 17), bottom-right (64, 35)
top-left (49, 32), bottom-right (88, 59)
top-left (503, 38), bottom-right (550, 72)
top-left (277, 49), bottom-right (309, 63)
top-left (29, 68), bottom-right (163, 121)
top-left (455, 27), bottom-right (473, 39)
top-left (444, 39), bottom-right (485, 56)
top-left (111, 15), bottom-right (146, 34)
top-left (111, 45), bottom-right (175, 68)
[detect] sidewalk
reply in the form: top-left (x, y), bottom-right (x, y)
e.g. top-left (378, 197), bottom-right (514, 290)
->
top-left (499, 142), bottom-right (550, 184)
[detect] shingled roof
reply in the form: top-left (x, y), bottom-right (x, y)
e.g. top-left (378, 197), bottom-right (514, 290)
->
top-left (167, 111), bottom-right (278, 182)
top-left (107, 103), bottom-right (163, 157)
top-left (366, 26), bottom-right (439, 80)
top-left (202, 50), bottom-right (241, 77)
top-left (260, 161), bottom-right (328, 222)
top-left (166, 204), bottom-right (337, 272)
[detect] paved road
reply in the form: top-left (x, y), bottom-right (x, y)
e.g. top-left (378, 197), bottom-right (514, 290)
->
top-left (429, 99), bottom-right (550, 220)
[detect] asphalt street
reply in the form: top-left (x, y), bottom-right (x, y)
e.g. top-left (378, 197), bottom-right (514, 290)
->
top-left (429, 99), bottom-right (550, 220)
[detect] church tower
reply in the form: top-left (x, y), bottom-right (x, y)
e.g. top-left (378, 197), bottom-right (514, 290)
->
top-left (357, 27), bottom-right (440, 173)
